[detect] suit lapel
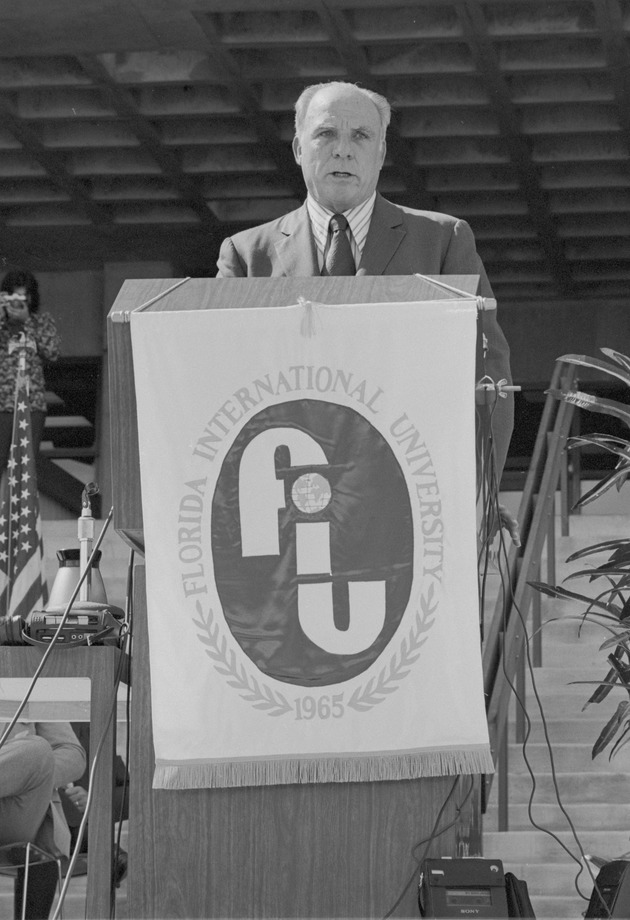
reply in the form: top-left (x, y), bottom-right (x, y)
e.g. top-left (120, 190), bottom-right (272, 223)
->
top-left (358, 194), bottom-right (407, 275)
top-left (275, 203), bottom-right (320, 276)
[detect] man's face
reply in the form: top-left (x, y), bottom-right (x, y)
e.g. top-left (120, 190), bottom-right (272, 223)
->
top-left (293, 86), bottom-right (386, 212)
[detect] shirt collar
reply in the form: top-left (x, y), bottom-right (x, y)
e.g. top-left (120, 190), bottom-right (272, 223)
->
top-left (306, 192), bottom-right (377, 256)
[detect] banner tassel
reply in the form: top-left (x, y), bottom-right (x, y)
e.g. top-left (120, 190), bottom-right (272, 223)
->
top-left (298, 296), bottom-right (321, 337)
top-left (154, 746), bottom-right (494, 790)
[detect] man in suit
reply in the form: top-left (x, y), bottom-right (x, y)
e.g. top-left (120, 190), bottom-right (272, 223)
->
top-left (216, 80), bottom-right (517, 541)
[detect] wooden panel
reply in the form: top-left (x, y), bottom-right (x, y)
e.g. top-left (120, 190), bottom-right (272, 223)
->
top-left (0, 646), bottom-right (127, 920)
top-left (127, 565), bottom-right (462, 919)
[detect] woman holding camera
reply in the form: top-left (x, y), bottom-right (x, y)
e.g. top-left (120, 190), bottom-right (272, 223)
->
top-left (0, 270), bottom-right (60, 472)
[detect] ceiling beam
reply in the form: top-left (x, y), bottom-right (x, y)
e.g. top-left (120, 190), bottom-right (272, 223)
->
top-left (0, 95), bottom-right (112, 228)
top-left (76, 54), bottom-right (222, 233)
top-left (315, 1), bottom-right (430, 204)
top-left (192, 12), bottom-right (306, 200)
top-left (593, 0), bottom-right (630, 156)
top-left (456, 0), bottom-right (576, 298)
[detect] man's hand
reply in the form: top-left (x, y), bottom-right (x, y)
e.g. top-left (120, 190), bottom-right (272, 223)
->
top-left (497, 503), bottom-right (521, 547)
top-left (481, 503), bottom-right (521, 552)
top-left (64, 782), bottom-right (88, 813)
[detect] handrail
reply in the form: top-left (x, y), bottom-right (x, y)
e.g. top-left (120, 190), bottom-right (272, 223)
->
top-left (482, 358), bottom-right (578, 830)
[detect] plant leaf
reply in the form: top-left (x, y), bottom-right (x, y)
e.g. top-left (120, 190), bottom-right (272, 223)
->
top-left (547, 388), bottom-right (630, 429)
top-left (581, 668), bottom-right (619, 707)
top-left (574, 468), bottom-right (630, 509)
top-left (565, 564), bottom-right (630, 579)
top-left (567, 539), bottom-right (630, 562)
top-left (557, 353), bottom-right (630, 388)
top-left (600, 630), bottom-right (630, 650)
top-left (609, 724), bottom-right (630, 759)
top-left (568, 538), bottom-right (630, 556)
top-left (607, 651), bottom-right (630, 684)
top-left (592, 700), bottom-right (630, 759)
top-left (569, 434), bottom-right (630, 454)
top-left (529, 580), bottom-right (622, 617)
top-left (600, 348), bottom-right (630, 374)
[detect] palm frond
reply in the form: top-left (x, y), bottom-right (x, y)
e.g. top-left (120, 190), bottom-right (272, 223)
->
top-left (609, 725), bottom-right (630, 759)
top-left (567, 540), bottom-right (630, 562)
top-left (569, 434), bottom-right (630, 452)
top-left (575, 467), bottom-right (630, 509)
top-left (547, 388), bottom-right (630, 429)
top-left (528, 581), bottom-right (622, 617)
top-left (557, 353), bottom-right (630, 388)
top-left (591, 700), bottom-right (630, 759)
top-left (600, 348), bottom-right (630, 374)
top-left (579, 669), bottom-right (620, 707)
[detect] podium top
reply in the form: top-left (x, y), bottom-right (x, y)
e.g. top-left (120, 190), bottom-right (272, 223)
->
top-left (108, 274), bottom-right (486, 324)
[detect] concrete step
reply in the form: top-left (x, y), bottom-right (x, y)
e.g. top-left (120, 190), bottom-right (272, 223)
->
top-left (504, 741), bottom-right (630, 774)
top-left (487, 770), bottom-right (630, 803)
top-left (509, 716), bottom-right (605, 744)
top-left (533, 620), bottom-right (612, 657)
top-left (525, 665), bottom-right (616, 689)
top-left (516, 688), bottom-right (624, 721)
top-left (528, 894), bottom-right (592, 920)
top-left (484, 829), bottom-right (630, 862)
top-left (484, 801), bottom-right (630, 833)
top-left (495, 859), bottom-right (611, 919)
top-left (484, 857), bottom-right (601, 898)
top-left (483, 515), bottom-right (629, 909)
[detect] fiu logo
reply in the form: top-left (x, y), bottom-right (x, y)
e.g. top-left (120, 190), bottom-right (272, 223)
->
top-left (211, 399), bottom-right (413, 686)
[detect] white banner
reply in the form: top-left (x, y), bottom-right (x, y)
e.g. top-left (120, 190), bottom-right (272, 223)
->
top-left (130, 298), bottom-right (493, 788)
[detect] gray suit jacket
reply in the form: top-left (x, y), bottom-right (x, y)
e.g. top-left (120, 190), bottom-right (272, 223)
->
top-left (216, 194), bottom-right (513, 479)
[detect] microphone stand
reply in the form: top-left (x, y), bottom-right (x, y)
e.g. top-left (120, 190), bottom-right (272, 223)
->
top-left (78, 481), bottom-right (99, 601)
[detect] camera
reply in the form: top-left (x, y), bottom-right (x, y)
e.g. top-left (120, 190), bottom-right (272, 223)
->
top-left (27, 603), bottom-right (122, 646)
top-left (0, 603), bottom-right (123, 647)
top-left (1, 292), bottom-right (27, 322)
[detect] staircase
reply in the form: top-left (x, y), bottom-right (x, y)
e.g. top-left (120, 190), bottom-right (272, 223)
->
top-left (483, 512), bottom-right (630, 919)
top-left (39, 355), bottom-right (102, 517)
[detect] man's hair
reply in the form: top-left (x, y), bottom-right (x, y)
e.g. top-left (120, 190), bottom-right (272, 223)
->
top-left (294, 81), bottom-right (391, 141)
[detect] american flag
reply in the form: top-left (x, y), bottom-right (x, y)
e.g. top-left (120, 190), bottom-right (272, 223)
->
top-left (0, 357), bottom-right (47, 620)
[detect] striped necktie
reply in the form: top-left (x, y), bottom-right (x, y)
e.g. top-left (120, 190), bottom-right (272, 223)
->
top-left (323, 213), bottom-right (355, 276)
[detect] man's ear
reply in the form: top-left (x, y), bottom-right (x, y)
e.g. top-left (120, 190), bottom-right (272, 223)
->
top-left (379, 139), bottom-right (387, 169)
top-left (292, 134), bottom-right (302, 165)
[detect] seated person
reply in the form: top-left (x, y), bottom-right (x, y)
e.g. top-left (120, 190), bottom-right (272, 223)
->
top-left (59, 722), bottom-right (129, 886)
top-left (0, 721), bottom-right (86, 920)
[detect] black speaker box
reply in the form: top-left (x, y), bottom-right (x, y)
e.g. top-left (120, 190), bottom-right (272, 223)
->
top-left (585, 860), bottom-right (630, 919)
top-left (419, 858), bottom-right (509, 918)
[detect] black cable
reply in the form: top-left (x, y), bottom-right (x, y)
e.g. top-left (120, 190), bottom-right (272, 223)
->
top-left (483, 396), bottom-right (609, 910)
top-left (473, 301), bottom-right (609, 911)
top-left (382, 775), bottom-right (474, 919)
top-left (50, 609), bottom-right (131, 920)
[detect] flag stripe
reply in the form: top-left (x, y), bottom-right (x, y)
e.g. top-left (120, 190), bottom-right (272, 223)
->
top-left (0, 357), bottom-right (47, 623)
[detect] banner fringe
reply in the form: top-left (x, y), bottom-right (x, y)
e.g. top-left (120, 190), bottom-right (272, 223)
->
top-left (154, 747), bottom-right (494, 790)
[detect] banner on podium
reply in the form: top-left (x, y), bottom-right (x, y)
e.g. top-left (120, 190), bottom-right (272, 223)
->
top-left (130, 297), bottom-right (493, 789)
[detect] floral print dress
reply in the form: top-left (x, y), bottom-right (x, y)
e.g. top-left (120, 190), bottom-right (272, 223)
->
top-left (0, 311), bottom-right (61, 412)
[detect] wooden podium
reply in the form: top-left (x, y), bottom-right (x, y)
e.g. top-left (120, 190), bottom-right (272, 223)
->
top-left (107, 276), bottom-right (482, 919)
top-left (0, 646), bottom-right (127, 920)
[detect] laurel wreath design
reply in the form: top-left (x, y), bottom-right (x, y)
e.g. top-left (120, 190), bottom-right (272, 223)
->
top-left (193, 584), bottom-right (438, 718)
top-left (193, 601), bottom-right (293, 717)
top-left (346, 584), bottom-right (437, 712)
